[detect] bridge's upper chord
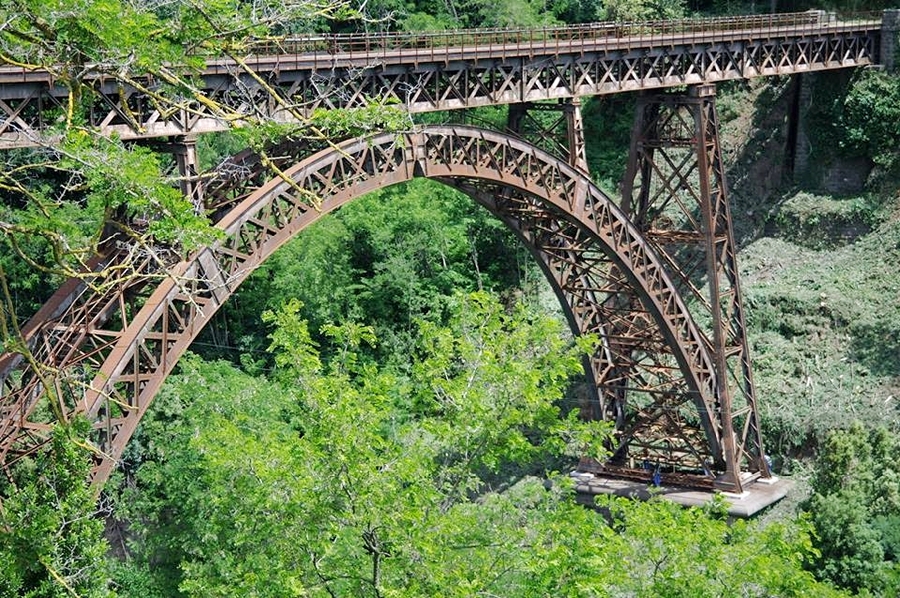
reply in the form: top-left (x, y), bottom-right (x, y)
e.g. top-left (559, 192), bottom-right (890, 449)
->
top-left (0, 11), bottom-right (883, 147)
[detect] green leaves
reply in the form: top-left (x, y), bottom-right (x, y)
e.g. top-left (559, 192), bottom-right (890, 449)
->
top-left (840, 70), bottom-right (900, 169)
top-left (110, 292), bottom-right (850, 597)
top-left (309, 103), bottom-right (410, 139)
top-left (0, 0), bottom-right (328, 72)
top-left (114, 293), bottom-right (603, 595)
top-left (59, 132), bottom-right (220, 251)
top-left (218, 177), bottom-right (529, 365)
top-left (0, 421), bottom-right (116, 598)
top-left (600, 0), bottom-right (686, 22)
top-left (411, 291), bottom-right (603, 480)
top-left (803, 424), bottom-right (900, 593)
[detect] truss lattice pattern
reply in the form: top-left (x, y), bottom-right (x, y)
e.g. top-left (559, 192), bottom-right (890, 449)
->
top-left (618, 86), bottom-right (768, 490)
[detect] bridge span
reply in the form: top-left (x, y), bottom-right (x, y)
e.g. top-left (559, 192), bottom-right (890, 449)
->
top-left (0, 11), bottom-right (897, 505)
top-left (0, 11), bottom-right (886, 148)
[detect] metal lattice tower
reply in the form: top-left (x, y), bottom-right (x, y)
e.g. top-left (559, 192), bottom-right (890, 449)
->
top-left (611, 85), bottom-right (769, 491)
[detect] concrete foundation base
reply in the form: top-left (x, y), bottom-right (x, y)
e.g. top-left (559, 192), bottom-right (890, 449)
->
top-left (572, 471), bottom-right (793, 518)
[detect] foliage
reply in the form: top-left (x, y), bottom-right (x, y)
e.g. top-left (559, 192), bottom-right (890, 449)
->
top-left (110, 292), bottom-right (847, 597)
top-left (0, 0), bottom-right (361, 364)
top-left (839, 70), bottom-right (900, 171)
top-left (202, 178), bottom-right (529, 365)
top-left (804, 70), bottom-right (900, 185)
top-left (601, 0), bottom-right (686, 21)
top-left (113, 292), bottom-right (607, 596)
top-left (0, 420), bottom-right (115, 597)
top-left (355, 0), bottom-right (568, 30)
top-left (457, 0), bottom-right (563, 27)
top-left (603, 497), bottom-right (846, 598)
top-left (0, 3), bottom-right (897, 597)
top-left (582, 95), bottom-right (636, 193)
top-left (774, 191), bottom-right (883, 249)
top-left (0, 0), bottom-right (373, 313)
top-left (741, 214), bottom-right (900, 456)
top-left (802, 0), bottom-right (898, 12)
top-left (802, 424), bottom-right (900, 594)
top-left (0, 0), bottom-right (338, 70)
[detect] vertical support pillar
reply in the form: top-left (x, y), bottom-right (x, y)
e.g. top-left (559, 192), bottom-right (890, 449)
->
top-left (882, 9), bottom-right (900, 72)
top-left (786, 73), bottom-right (812, 181)
top-left (621, 85), bottom-right (771, 493)
top-left (692, 85), bottom-right (742, 492)
top-left (507, 102), bottom-right (528, 135)
top-left (563, 98), bottom-right (589, 173)
top-left (170, 135), bottom-right (203, 210)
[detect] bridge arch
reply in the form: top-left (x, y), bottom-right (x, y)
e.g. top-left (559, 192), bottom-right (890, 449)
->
top-left (0, 125), bottom-right (724, 487)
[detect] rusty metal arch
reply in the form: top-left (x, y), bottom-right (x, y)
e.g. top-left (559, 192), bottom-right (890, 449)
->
top-left (0, 125), bottom-right (723, 488)
top-left (453, 182), bottom-right (721, 482)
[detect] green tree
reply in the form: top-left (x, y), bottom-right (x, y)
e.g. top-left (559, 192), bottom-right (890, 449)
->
top-left (0, 1), bottom-right (399, 595)
top-left (840, 70), bottom-right (900, 171)
top-left (601, 0), bottom-right (686, 21)
top-left (804, 423), bottom-right (900, 593)
top-left (114, 293), bottom-right (607, 596)
top-left (604, 497), bottom-right (846, 598)
top-left (112, 292), bottom-right (848, 597)
top-left (204, 179), bottom-right (528, 365)
top-left (0, 0), bottom-right (367, 352)
top-left (0, 421), bottom-right (115, 597)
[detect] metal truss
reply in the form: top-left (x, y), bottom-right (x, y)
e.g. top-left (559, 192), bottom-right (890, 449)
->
top-left (0, 13), bottom-right (882, 148)
top-left (1, 125), bottom-right (734, 489)
top-left (503, 91), bottom-right (756, 489)
top-left (617, 86), bottom-right (769, 491)
top-left (458, 182), bottom-right (722, 484)
top-left (507, 99), bottom-right (588, 173)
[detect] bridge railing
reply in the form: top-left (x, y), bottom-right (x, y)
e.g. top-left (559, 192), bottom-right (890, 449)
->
top-left (248, 11), bottom-right (883, 60)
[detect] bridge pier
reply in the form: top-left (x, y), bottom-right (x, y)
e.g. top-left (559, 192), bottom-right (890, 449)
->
top-left (507, 99), bottom-right (588, 172)
top-left (169, 136), bottom-right (204, 209)
top-left (146, 135), bottom-right (204, 208)
top-left (616, 84), bottom-right (769, 492)
top-left (507, 88), bottom-right (771, 493)
top-left (883, 9), bottom-right (900, 71)
top-left (787, 73), bottom-right (812, 181)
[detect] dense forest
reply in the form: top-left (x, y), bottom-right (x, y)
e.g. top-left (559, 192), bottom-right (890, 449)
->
top-left (2, 0), bottom-right (900, 596)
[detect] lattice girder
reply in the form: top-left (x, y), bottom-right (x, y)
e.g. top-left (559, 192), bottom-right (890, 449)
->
top-left (453, 182), bottom-right (717, 474)
top-left (621, 86), bottom-right (769, 490)
top-left (0, 15), bottom-right (881, 148)
top-left (500, 98), bottom-right (718, 478)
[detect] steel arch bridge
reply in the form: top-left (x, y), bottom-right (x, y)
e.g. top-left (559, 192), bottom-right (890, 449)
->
top-left (0, 124), bottom-right (746, 486)
top-left (0, 10), bottom-right (897, 496)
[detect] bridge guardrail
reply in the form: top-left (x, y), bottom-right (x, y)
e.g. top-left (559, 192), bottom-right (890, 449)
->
top-left (248, 11), bottom-right (883, 62)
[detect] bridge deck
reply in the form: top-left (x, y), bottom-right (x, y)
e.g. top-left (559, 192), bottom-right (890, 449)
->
top-left (0, 17), bottom-right (881, 85)
top-left (0, 12), bottom-right (884, 148)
